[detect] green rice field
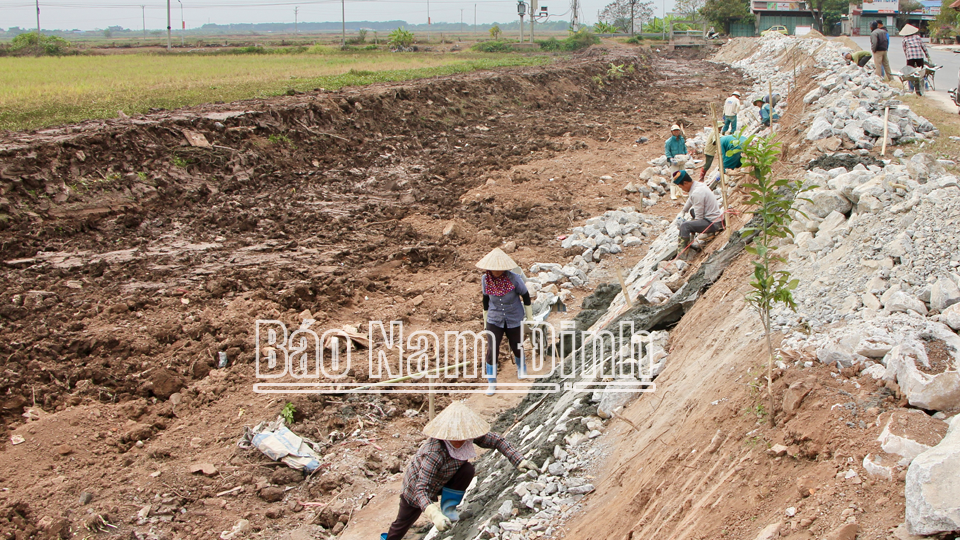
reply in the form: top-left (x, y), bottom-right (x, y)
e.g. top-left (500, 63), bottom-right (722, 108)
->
top-left (0, 49), bottom-right (551, 131)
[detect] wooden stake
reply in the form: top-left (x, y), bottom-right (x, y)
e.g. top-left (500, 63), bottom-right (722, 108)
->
top-left (881, 107), bottom-right (890, 156)
top-left (768, 80), bottom-right (775, 134)
top-left (709, 103), bottom-right (730, 230)
top-left (615, 266), bottom-right (632, 308)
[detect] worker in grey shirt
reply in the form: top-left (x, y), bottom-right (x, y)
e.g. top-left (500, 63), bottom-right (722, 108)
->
top-left (672, 170), bottom-right (724, 250)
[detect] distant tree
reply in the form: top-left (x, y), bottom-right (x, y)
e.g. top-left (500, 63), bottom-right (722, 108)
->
top-left (489, 24), bottom-right (502, 39)
top-left (593, 21), bottom-right (619, 32)
top-left (701, 0), bottom-right (752, 33)
top-left (932, 0), bottom-right (959, 38)
top-left (599, 0), bottom-right (655, 34)
top-left (897, 0), bottom-right (924, 28)
top-left (674, 0), bottom-right (708, 20)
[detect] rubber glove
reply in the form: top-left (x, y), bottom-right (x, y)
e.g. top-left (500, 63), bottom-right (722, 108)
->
top-left (523, 304), bottom-right (533, 321)
top-left (424, 503), bottom-right (452, 532)
top-left (483, 310), bottom-right (488, 326)
top-left (518, 459), bottom-right (538, 472)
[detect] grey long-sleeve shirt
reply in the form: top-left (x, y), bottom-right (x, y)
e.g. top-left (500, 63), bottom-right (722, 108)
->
top-left (681, 181), bottom-right (722, 223)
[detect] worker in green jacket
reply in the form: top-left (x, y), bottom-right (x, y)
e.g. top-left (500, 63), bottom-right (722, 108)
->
top-left (665, 124), bottom-right (687, 200)
top-left (719, 134), bottom-right (742, 171)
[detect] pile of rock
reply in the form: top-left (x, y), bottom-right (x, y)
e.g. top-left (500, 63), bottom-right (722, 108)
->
top-left (770, 156), bottom-right (960, 331)
top-left (801, 69), bottom-right (936, 148)
top-left (560, 208), bottom-right (668, 263)
top-left (473, 410), bottom-right (609, 540)
top-left (625, 163), bottom-right (672, 209)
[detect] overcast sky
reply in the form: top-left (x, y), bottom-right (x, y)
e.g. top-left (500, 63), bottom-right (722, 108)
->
top-left (5, 0), bottom-right (677, 32)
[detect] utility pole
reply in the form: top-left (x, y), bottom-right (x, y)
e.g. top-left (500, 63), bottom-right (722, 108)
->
top-left (142, 5), bottom-right (146, 37)
top-left (167, 0), bottom-right (172, 50)
top-left (460, 9), bottom-right (463, 35)
top-left (630, 0), bottom-right (635, 35)
top-left (295, 7), bottom-right (299, 34)
top-left (341, 0), bottom-right (345, 48)
top-left (427, 0), bottom-right (431, 24)
top-left (571, 0), bottom-right (579, 31)
top-left (474, 4), bottom-right (477, 37)
top-left (518, 0), bottom-right (525, 42)
top-left (35, 0), bottom-right (41, 55)
top-left (177, 0), bottom-right (184, 46)
top-left (530, 0), bottom-right (536, 43)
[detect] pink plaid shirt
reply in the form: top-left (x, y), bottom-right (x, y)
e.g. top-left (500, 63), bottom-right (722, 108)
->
top-left (902, 34), bottom-right (930, 61)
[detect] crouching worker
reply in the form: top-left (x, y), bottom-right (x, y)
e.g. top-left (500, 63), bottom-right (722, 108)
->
top-left (382, 402), bottom-right (537, 539)
top-left (673, 170), bottom-right (724, 251)
top-left (844, 50), bottom-right (872, 68)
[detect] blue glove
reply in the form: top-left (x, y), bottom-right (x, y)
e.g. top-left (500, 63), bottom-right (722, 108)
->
top-left (675, 216), bottom-right (684, 227)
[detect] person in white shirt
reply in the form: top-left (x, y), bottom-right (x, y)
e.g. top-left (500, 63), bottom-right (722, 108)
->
top-left (722, 91), bottom-right (741, 135)
top-left (673, 170), bottom-right (724, 250)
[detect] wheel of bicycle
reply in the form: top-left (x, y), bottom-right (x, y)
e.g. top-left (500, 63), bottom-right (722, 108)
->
top-left (916, 80), bottom-right (924, 96)
top-left (929, 72), bottom-right (936, 91)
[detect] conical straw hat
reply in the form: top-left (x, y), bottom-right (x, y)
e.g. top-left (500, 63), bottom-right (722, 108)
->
top-left (422, 401), bottom-right (490, 440)
top-left (475, 248), bottom-right (518, 271)
top-left (899, 24), bottom-right (918, 36)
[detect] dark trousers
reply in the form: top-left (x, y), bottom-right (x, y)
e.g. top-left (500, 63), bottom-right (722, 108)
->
top-left (906, 58), bottom-right (924, 68)
top-left (702, 154), bottom-right (714, 172)
top-left (680, 209), bottom-right (724, 240)
top-left (484, 323), bottom-right (522, 373)
top-left (386, 462), bottom-right (475, 540)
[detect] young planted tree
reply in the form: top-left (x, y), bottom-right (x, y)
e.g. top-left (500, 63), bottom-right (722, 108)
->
top-left (737, 133), bottom-right (814, 427)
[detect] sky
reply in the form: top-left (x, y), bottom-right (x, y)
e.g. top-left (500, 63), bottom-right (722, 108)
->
top-left (4, 0), bottom-right (677, 32)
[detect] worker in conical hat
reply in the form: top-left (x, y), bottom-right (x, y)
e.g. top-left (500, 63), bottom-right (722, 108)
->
top-left (476, 247), bottom-right (533, 396)
top-left (381, 402), bottom-right (537, 538)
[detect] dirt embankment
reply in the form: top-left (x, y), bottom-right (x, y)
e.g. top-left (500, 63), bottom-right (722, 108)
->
top-left (0, 46), bottom-right (750, 540)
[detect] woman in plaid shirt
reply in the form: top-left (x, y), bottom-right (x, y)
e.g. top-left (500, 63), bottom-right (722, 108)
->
top-left (383, 402), bottom-right (536, 539)
top-left (900, 24), bottom-right (931, 68)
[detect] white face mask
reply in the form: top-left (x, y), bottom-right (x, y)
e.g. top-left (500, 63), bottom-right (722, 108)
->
top-left (443, 440), bottom-right (477, 460)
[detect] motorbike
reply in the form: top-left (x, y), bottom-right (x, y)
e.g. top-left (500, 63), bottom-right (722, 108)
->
top-left (950, 86), bottom-right (960, 114)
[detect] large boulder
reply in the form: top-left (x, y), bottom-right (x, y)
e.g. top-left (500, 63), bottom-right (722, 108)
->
top-left (806, 117), bottom-right (835, 141)
top-left (906, 416), bottom-right (960, 535)
top-left (863, 116), bottom-right (903, 139)
top-left (942, 303), bottom-right (960, 331)
top-left (883, 338), bottom-right (960, 411)
top-left (885, 291), bottom-right (928, 316)
top-left (930, 277), bottom-right (960, 313)
top-left (809, 190), bottom-right (853, 219)
top-left (877, 410), bottom-right (949, 466)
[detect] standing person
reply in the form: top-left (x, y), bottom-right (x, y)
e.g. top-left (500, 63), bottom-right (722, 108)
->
top-left (722, 91), bottom-right (741, 134)
top-left (900, 24), bottom-right (932, 91)
top-left (672, 170), bottom-right (724, 251)
top-left (871, 20), bottom-right (891, 81)
top-left (700, 128), bottom-right (717, 182)
top-left (381, 401), bottom-right (537, 539)
top-left (477, 248), bottom-right (532, 396)
top-left (665, 124), bottom-right (687, 199)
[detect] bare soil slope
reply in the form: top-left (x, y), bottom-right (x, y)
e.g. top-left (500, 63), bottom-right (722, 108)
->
top-left (0, 46), bottom-right (747, 540)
